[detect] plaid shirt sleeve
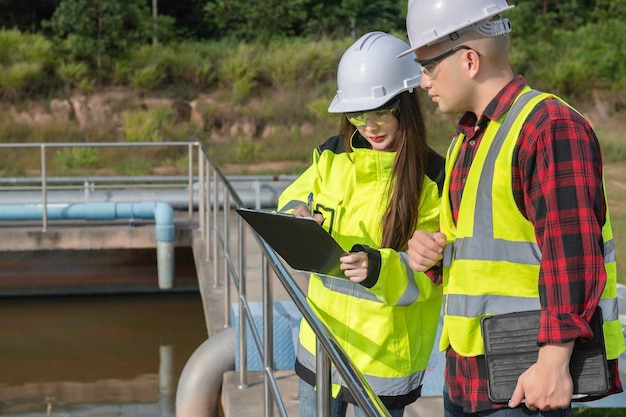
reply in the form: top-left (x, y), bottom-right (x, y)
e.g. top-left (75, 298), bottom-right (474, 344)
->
top-left (425, 264), bottom-right (442, 285)
top-left (512, 98), bottom-right (607, 344)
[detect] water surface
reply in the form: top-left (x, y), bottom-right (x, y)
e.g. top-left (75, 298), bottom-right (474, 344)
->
top-left (0, 292), bottom-right (207, 416)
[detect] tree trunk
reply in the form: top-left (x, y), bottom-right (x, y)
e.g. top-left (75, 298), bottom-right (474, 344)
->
top-left (97, 0), bottom-right (102, 70)
top-left (152, 0), bottom-right (158, 45)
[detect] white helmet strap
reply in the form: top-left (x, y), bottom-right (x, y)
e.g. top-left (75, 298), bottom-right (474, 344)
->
top-left (448, 18), bottom-right (512, 42)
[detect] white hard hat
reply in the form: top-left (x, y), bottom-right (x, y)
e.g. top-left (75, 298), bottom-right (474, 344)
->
top-left (398, 0), bottom-right (515, 57)
top-left (328, 31), bottom-right (421, 113)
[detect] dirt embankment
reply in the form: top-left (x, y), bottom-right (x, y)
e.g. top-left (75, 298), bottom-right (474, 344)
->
top-left (2, 87), bottom-right (625, 178)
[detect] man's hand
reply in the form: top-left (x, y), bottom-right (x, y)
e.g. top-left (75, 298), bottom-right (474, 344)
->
top-left (407, 230), bottom-right (447, 272)
top-left (340, 252), bottom-right (368, 283)
top-left (508, 341), bottom-right (575, 411)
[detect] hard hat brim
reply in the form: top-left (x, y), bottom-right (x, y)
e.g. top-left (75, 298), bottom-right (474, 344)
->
top-left (397, 47), bottom-right (417, 59)
top-left (327, 95), bottom-right (394, 114)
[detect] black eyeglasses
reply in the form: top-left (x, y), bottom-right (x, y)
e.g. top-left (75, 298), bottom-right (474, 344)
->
top-left (415, 45), bottom-right (481, 77)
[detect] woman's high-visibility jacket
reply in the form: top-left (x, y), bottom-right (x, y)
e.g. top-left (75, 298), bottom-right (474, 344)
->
top-left (277, 132), bottom-right (445, 409)
top-left (439, 88), bottom-right (625, 360)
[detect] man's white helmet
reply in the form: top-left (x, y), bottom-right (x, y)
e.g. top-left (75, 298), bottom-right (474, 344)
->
top-left (398, 0), bottom-right (515, 57)
top-left (328, 32), bottom-right (421, 113)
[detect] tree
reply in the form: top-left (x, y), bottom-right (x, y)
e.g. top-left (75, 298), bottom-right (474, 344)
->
top-left (203, 0), bottom-right (405, 42)
top-left (298, 0), bottom-right (404, 40)
top-left (204, 0), bottom-right (308, 42)
top-left (0, 0), bottom-right (59, 32)
top-left (44, 0), bottom-right (151, 72)
top-left (154, 0), bottom-right (215, 39)
top-left (590, 0), bottom-right (626, 21)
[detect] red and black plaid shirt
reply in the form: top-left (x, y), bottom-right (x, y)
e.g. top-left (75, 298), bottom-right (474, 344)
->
top-left (435, 75), bottom-right (623, 412)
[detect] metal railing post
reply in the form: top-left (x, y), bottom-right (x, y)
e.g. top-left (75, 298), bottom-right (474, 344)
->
top-left (316, 339), bottom-right (332, 417)
top-left (205, 161), bottom-right (212, 261)
top-left (238, 215), bottom-right (248, 388)
top-left (262, 255), bottom-right (274, 417)
top-left (255, 178), bottom-right (261, 209)
top-left (40, 144), bottom-right (47, 231)
top-left (187, 144), bottom-right (194, 223)
top-left (83, 180), bottom-right (90, 201)
top-left (198, 147), bottom-right (205, 235)
top-left (212, 174), bottom-right (219, 288)
top-left (223, 186), bottom-right (231, 328)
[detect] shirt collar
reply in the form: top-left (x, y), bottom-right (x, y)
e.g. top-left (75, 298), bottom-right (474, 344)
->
top-left (456, 75), bottom-right (528, 137)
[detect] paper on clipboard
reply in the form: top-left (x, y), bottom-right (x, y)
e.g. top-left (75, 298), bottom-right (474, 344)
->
top-left (235, 208), bottom-right (348, 279)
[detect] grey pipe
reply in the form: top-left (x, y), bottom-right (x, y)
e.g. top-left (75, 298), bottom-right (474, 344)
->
top-left (175, 327), bottom-right (236, 417)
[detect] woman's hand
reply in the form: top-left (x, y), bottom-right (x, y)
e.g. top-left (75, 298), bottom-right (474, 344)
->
top-left (292, 204), bottom-right (324, 225)
top-left (340, 252), bottom-right (368, 282)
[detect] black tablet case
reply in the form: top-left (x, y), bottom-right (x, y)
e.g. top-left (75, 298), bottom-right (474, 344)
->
top-left (481, 307), bottom-right (609, 403)
top-left (236, 208), bottom-right (348, 279)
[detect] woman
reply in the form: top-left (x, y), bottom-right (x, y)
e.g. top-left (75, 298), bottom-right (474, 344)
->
top-left (277, 32), bottom-right (445, 417)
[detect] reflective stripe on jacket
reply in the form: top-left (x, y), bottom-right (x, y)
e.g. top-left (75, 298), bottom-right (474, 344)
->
top-left (439, 88), bottom-right (624, 359)
top-left (277, 133), bottom-right (444, 408)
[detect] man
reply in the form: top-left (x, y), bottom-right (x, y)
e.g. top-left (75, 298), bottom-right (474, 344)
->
top-left (401, 0), bottom-right (625, 416)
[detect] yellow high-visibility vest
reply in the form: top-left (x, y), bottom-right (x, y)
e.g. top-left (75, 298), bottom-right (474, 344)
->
top-left (439, 88), bottom-right (624, 360)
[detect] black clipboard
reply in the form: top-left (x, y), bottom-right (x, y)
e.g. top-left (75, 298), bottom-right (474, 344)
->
top-left (236, 208), bottom-right (348, 279)
top-left (481, 307), bottom-right (609, 403)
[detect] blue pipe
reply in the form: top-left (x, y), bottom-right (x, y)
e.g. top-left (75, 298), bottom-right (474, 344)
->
top-left (0, 202), bottom-right (176, 289)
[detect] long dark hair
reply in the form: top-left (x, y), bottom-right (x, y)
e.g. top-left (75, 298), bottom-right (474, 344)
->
top-left (339, 89), bottom-right (428, 251)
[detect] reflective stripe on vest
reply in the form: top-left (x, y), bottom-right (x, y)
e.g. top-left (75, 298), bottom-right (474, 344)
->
top-left (439, 88), bottom-right (624, 359)
top-left (443, 293), bottom-right (618, 322)
top-left (296, 340), bottom-right (425, 397)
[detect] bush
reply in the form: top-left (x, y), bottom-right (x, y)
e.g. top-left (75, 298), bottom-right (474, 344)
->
top-left (257, 37), bottom-right (346, 89)
top-left (0, 29), bottom-right (54, 100)
top-left (55, 147), bottom-right (99, 169)
top-left (122, 108), bottom-right (171, 142)
top-left (511, 17), bottom-right (626, 99)
top-left (216, 43), bottom-right (258, 102)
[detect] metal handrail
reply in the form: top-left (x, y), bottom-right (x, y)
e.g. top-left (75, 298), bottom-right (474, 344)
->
top-left (198, 145), bottom-right (390, 416)
top-left (0, 174), bottom-right (297, 190)
top-left (0, 141), bottom-right (389, 416)
top-left (0, 141), bottom-right (200, 229)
